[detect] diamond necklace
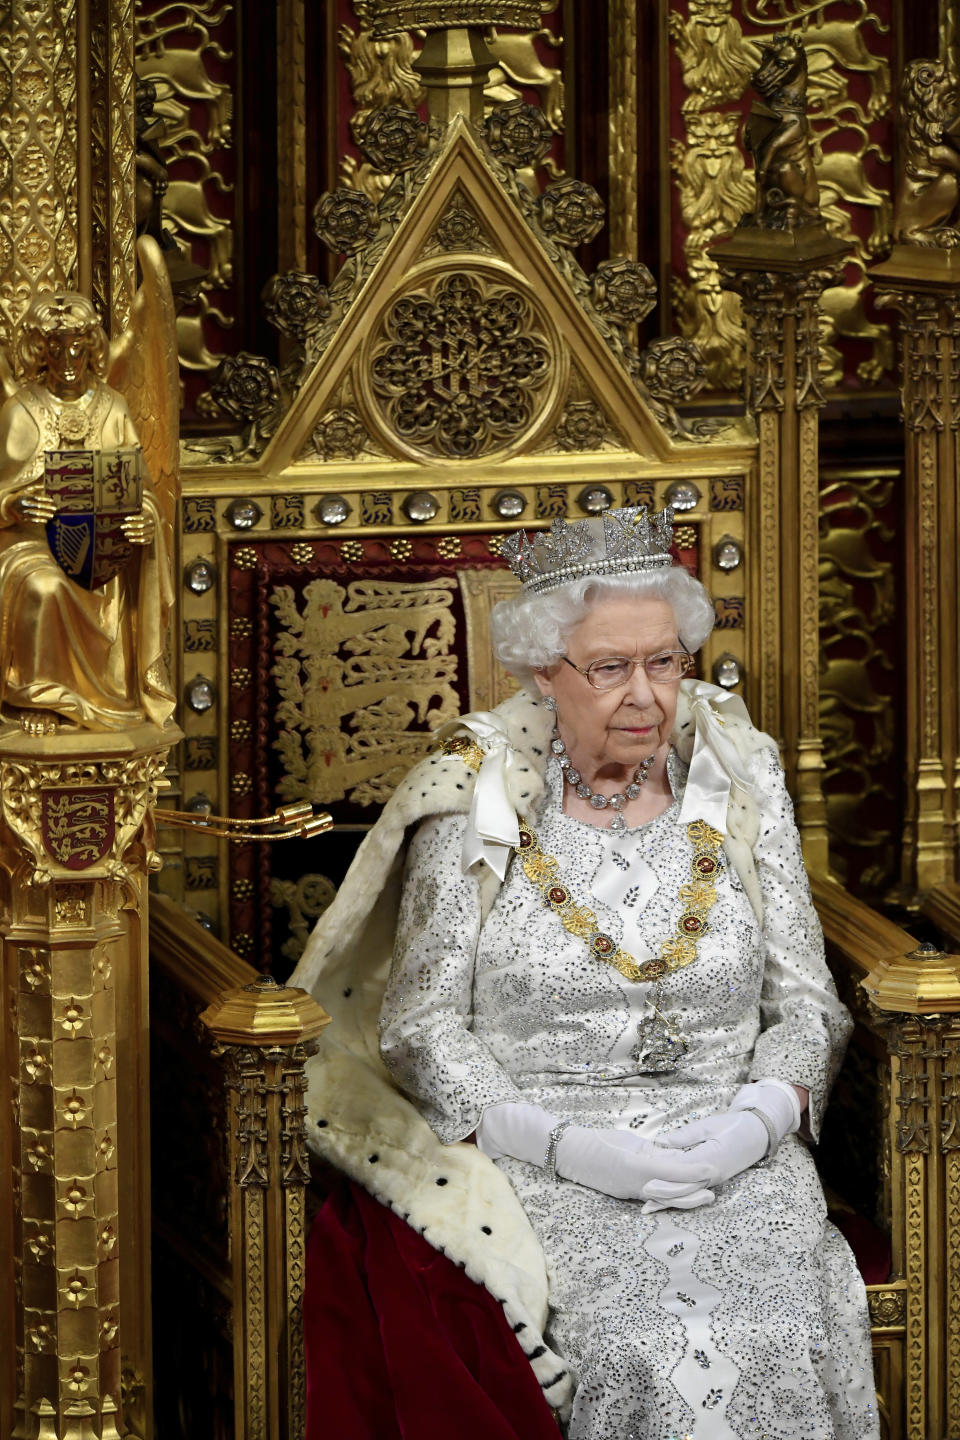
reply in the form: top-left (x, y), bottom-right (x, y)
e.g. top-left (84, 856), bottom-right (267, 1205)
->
top-left (550, 732), bottom-right (656, 834)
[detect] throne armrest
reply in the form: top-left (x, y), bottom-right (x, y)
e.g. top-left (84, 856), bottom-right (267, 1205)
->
top-left (812, 875), bottom-right (960, 1439)
top-left (150, 893), bottom-right (329, 1440)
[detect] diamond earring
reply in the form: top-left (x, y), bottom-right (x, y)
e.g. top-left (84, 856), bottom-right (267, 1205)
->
top-left (541, 695), bottom-right (557, 712)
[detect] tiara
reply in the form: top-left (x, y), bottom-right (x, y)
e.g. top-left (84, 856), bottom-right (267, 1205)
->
top-left (500, 506), bottom-right (675, 596)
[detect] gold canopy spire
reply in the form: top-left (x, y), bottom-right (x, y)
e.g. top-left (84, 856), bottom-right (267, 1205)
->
top-left (357, 2), bottom-right (546, 125)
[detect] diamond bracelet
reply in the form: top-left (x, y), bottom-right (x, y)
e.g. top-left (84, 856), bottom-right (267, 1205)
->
top-left (741, 1106), bottom-right (781, 1165)
top-left (543, 1119), bottom-right (574, 1178)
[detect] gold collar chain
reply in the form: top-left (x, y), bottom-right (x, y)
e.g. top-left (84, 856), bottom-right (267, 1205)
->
top-left (437, 732), bottom-right (724, 985)
top-left (514, 818), bottom-right (724, 985)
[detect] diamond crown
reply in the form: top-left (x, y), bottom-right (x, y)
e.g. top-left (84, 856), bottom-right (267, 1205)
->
top-left (500, 506), bottom-right (675, 596)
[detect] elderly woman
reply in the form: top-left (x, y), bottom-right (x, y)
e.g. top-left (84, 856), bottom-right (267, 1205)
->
top-left (293, 506), bottom-right (878, 1440)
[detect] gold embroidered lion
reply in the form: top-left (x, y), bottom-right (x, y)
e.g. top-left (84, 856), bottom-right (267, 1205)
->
top-left (894, 59), bottom-right (960, 247)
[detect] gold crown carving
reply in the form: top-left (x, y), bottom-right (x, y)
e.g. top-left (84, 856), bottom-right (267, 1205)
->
top-left (501, 506), bottom-right (675, 596)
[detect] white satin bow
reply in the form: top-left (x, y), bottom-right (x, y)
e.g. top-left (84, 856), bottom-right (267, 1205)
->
top-left (436, 711), bottom-right (521, 881)
top-left (677, 681), bottom-right (755, 835)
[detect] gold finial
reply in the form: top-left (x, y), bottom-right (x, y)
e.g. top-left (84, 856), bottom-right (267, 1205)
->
top-left (862, 942), bottom-right (960, 1014)
top-left (355, 3), bottom-right (545, 126)
top-left (201, 976), bottom-right (331, 1047)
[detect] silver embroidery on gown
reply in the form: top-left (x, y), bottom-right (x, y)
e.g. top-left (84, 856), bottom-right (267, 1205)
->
top-left (379, 749), bottom-right (879, 1440)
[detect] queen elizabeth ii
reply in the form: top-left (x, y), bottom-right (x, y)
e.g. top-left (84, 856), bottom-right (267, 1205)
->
top-left (292, 506), bottom-right (878, 1440)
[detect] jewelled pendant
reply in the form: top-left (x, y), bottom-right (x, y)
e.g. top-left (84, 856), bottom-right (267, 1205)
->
top-left (633, 1006), bottom-right (689, 1074)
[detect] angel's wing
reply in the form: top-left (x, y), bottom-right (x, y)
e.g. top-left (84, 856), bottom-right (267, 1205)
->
top-left (109, 235), bottom-right (180, 547)
top-left (0, 342), bottom-right (17, 401)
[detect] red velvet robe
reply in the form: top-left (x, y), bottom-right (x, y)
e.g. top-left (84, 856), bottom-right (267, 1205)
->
top-left (305, 1182), bottom-right (563, 1439)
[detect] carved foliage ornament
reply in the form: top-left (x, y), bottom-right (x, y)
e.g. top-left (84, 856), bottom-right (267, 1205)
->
top-left (436, 199), bottom-right (482, 250)
top-left (313, 189), bottom-right (380, 256)
top-left (720, 267), bottom-right (785, 412)
top-left (211, 352), bottom-right (281, 424)
top-left (555, 401), bottom-right (607, 452)
top-left (537, 178), bottom-right (606, 248)
top-left (868, 1289), bottom-right (906, 1328)
top-left (313, 409), bottom-right (369, 461)
top-left (359, 104), bottom-right (430, 174)
top-left (261, 272), bottom-right (331, 340)
top-left (639, 336), bottom-right (707, 405)
top-left (591, 259), bottom-right (658, 326)
top-left (887, 292), bottom-right (950, 433)
top-left (483, 101), bottom-right (553, 170)
top-left (368, 271), bottom-right (552, 459)
top-left (356, 1), bottom-right (544, 35)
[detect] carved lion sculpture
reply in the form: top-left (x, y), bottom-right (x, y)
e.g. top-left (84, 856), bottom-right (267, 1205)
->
top-left (741, 33), bottom-right (820, 232)
top-left (894, 59), bottom-right (960, 247)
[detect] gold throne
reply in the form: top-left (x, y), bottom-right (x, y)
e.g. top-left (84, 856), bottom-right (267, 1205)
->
top-left (3, 4), bottom-right (960, 1440)
top-left (147, 17), bottom-right (957, 1440)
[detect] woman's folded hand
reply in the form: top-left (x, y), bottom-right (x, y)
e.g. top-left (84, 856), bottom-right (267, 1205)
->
top-left (654, 1110), bottom-right (769, 1189)
top-left (656, 1079), bottom-right (802, 1188)
top-left (476, 1101), bottom-right (715, 1206)
top-left (554, 1127), bottom-right (715, 1205)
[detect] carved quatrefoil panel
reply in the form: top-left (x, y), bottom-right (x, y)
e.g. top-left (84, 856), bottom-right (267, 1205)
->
top-left (359, 259), bottom-right (565, 463)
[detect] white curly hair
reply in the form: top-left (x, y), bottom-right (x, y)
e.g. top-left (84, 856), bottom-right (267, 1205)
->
top-left (491, 568), bottom-right (715, 690)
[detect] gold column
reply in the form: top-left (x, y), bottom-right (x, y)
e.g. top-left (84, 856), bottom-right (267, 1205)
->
top-left (277, 0), bottom-right (308, 274)
top-left (0, 8), bottom-right (163, 1433)
top-left (711, 232), bottom-right (846, 873)
top-left (870, 252), bottom-right (960, 899)
top-left (201, 978), bottom-right (330, 1440)
top-left (863, 950), bottom-right (960, 1439)
top-left (708, 31), bottom-right (847, 873)
top-left (0, 727), bottom-right (174, 1440)
top-left (608, 0), bottom-right (638, 263)
top-left (0, 3), bottom-right (80, 346)
top-left (0, 0), bottom-right (135, 342)
top-left (87, 0), bottom-right (137, 331)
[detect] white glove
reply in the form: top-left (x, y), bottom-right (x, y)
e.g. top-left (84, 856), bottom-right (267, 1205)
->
top-left (477, 1101), bottom-right (715, 1207)
top-left (476, 1100), bottom-right (557, 1165)
top-left (555, 1126), bottom-right (716, 1206)
top-left (657, 1080), bottom-right (802, 1188)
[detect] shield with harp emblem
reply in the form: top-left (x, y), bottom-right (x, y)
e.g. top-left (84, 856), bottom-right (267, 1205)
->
top-left (44, 447), bottom-right (144, 590)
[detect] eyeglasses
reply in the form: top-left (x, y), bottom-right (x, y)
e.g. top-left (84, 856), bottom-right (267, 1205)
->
top-left (562, 650), bottom-right (693, 690)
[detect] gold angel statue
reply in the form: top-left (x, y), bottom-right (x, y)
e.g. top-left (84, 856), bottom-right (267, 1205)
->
top-left (0, 236), bottom-right (179, 734)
